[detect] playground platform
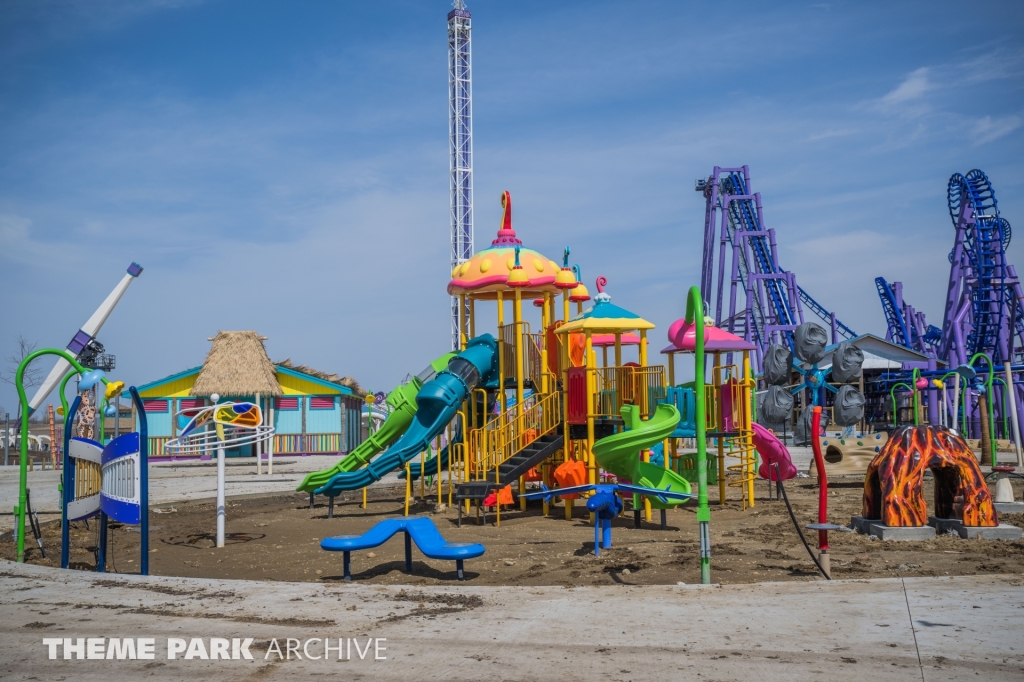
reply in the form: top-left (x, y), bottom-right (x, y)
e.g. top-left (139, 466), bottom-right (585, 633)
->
top-left (2, 561), bottom-right (1020, 681)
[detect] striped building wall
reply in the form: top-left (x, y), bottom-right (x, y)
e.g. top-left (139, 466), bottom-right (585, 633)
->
top-left (137, 363), bottom-right (362, 459)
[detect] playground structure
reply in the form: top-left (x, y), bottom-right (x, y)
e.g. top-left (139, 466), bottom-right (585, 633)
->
top-left (61, 386), bottom-right (151, 573)
top-left (10, 263), bottom-right (145, 565)
top-left (13, 345), bottom-right (130, 564)
top-left (863, 425), bottom-right (997, 528)
top-left (292, 192), bottom-right (742, 582)
top-left (165, 396), bottom-right (275, 548)
top-left (661, 314), bottom-right (770, 509)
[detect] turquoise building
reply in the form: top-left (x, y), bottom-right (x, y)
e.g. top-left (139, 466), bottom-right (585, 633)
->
top-left (136, 331), bottom-right (364, 459)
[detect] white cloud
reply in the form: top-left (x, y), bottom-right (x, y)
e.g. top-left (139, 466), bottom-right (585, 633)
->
top-left (972, 114), bottom-right (1022, 145)
top-left (876, 67), bottom-right (932, 113)
top-left (805, 128), bottom-right (859, 142)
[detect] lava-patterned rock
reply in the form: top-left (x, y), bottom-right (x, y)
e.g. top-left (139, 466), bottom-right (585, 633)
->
top-left (863, 425), bottom-right (997, 528)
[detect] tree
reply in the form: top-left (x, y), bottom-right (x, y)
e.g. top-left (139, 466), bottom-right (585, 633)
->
top-left (2, 335), bottom-right (45, 419)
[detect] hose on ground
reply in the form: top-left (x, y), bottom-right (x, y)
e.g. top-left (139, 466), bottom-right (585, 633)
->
top-left (773, 463), bottom-right (830, 580)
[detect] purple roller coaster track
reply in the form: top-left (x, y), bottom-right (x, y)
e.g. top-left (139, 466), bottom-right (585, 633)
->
top-left (698, 165), bottom-right (856, 372)
top-left (876, 169), bottom-right (1024, 444)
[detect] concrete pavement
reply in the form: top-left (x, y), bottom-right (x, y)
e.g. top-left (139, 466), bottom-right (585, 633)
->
top-left (1, 561), bottom-right (1021, 680)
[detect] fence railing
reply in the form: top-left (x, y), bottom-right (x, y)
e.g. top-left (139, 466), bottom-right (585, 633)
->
top-left (591, 365), bottom-right (667, 419)
top-left (468, 391), bottom-right (561, 480)
top-left (498, 322), bottom-right (548, 388)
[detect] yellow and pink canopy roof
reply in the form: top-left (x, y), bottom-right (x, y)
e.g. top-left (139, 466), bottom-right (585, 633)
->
top-left (448, 191), bottom-right (571, 299)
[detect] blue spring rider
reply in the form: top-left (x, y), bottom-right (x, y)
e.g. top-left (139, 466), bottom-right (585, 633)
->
top-left (521, 483), bottom-right (694, 556)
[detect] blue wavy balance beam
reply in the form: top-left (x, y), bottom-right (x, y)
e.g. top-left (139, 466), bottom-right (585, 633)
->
top-left (320, 516), bottom-right (485, 580)
top-left (314, 335), bottom-right (498, 497)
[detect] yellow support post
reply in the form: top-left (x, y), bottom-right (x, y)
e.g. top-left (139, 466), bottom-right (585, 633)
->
top-left (715, 353), bottom-right (726, 504)
top-left (404, 463), bottom-right (411, 516)
top-left (447, 435), bottom-right (453, 508)
top-left (514, 289), bottom-right (525, 425)
top-left (460, 293), bottom-right (468, 349)
top-left (643, 449), bottom-right (652, 521)
top-left (497, 291), bottom-right (505, 391)
top-left (585, 331), bottom-right (596, 487)
top-left (585, 331), bottom-right (596, 525)
top-left (744, 352), bottom-right (755, 508)
top-left (541, 461), bottom-right (550, 516)
top-left (513, 287), bottom-right (526, 512)
top-left (540, 292), bottom-right (550, 394)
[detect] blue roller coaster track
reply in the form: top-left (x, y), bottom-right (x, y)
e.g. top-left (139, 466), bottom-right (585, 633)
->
top-left (875, 276), bottom-right (941, 356)
top-left (945, 169), bottom-right (1011, 361)
top-left (876, 277), bottom-right (910, 348)
top-left (876, 170), bottom-right (1024, 365)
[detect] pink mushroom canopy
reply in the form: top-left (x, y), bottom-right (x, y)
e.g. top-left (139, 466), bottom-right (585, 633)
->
top-left (662, 318), bottom-right (758, 354)
top-left (592, 333), bottom-right (641, 347)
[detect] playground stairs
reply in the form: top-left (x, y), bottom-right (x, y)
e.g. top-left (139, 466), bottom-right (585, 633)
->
top-left (455, 432), bottom-right (564, 503)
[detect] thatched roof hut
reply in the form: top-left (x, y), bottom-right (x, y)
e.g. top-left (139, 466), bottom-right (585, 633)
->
top-left (276, 359), bottom-right (365, 397)
top-left (192, 331), bottom-right (283, 397)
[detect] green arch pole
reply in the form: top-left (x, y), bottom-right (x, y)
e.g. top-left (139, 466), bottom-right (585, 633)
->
top-left (968, 353), bottom-right (997, 467)
top-left (686, 286), bottom-right (711, 585)
top-left (14, 348), bottom-right (88, 563)
top-left (890, 382), bottom-right (913, 429)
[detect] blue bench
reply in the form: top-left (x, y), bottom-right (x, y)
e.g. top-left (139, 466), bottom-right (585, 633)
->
top-left (321, 516), bottom-right (486, 581)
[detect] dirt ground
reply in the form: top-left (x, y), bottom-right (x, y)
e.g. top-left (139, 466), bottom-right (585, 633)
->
top-left (5, 476), bottom-right (1024, 586)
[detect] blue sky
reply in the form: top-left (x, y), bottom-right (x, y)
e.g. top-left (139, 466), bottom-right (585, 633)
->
top-left (1, 0), bottom-right (1023, 412)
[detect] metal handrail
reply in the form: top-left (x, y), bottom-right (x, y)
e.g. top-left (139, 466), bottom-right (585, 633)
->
top-left (469, 391), bottom-right (561, 479)
top-left (590, 365), bottom-right (667, 419)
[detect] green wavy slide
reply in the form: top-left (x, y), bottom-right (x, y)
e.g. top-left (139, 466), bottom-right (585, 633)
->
top-left (296, 352), bottom-right (456, 494)
top-left (592, 403), bottom-right (692, 509)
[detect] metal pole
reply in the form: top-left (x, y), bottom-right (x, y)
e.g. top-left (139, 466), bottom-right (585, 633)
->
top-left (688, 286), bottom-right (712, 585)
top-left (213, 393), bottom-right (226, 548)
top-left (4, 413), bottom-right (8, 466)
top-left (217, 439), bottom-right (226, 548)
top-left (255, 392), bottom-right (261, 476)
top-left (952, 374), bottom-right (960, 435)
top-left (1004, 362), bottom-right (1022, 467)
top-left (1006, 296), bottom-right (1023, 467)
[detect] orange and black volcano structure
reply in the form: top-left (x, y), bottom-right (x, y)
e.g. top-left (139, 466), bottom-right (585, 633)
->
top-left (863, 425), bottom-right (998, 528)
